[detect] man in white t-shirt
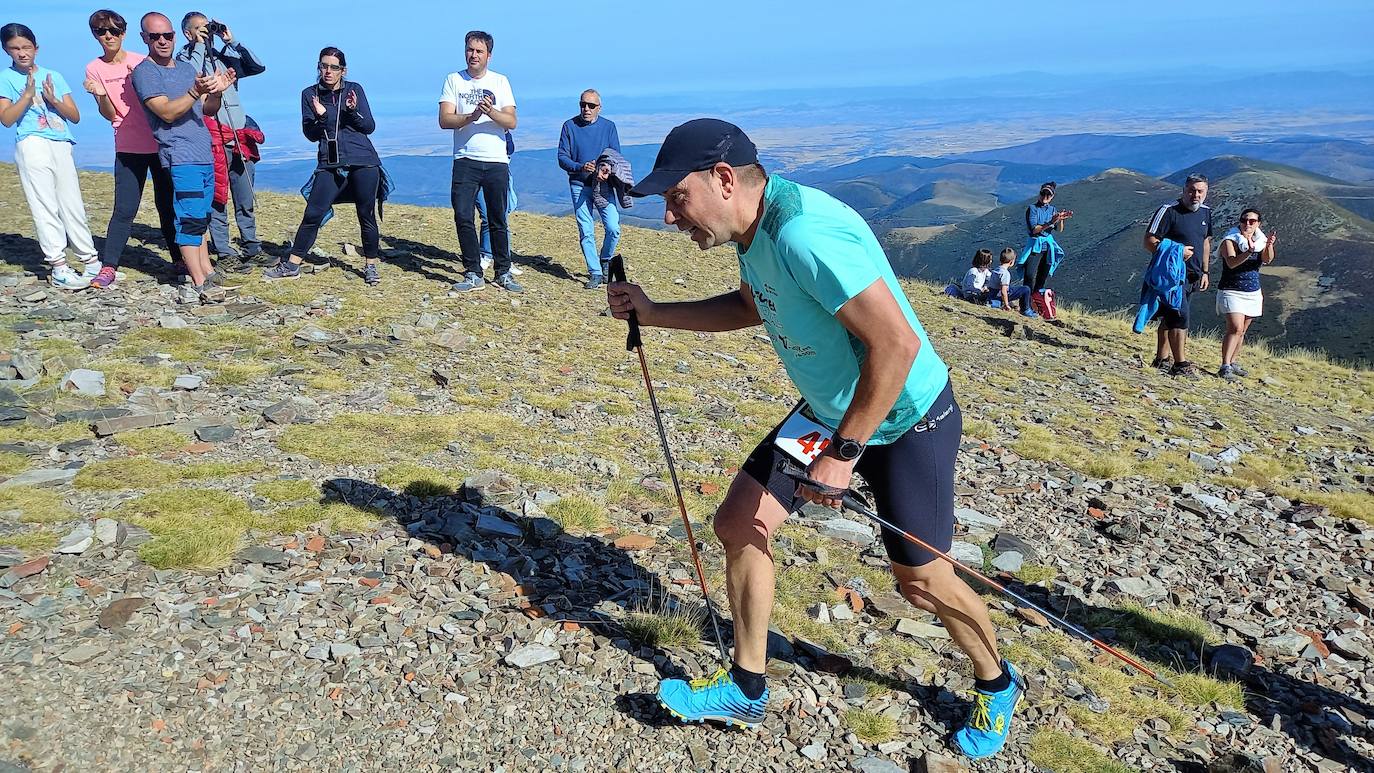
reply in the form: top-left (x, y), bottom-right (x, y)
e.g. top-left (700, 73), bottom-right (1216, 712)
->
top-left (438, 30), bottom-right (520, 293)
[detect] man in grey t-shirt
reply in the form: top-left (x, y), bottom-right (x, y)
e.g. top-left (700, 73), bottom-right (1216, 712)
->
top-left (177, 12), bottom-right (266, 262)
top-left (130, 11), bottom-right (229, 301)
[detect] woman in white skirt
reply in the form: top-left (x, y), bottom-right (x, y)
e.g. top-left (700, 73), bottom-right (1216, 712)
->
top-left (1216, 208), bottom-right (1277, 381)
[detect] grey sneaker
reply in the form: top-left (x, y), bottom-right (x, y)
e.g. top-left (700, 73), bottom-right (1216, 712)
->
top-left (585, 274), bottom-right (604, 290)
top-left (263, 260), bottom-right (301, 281)
top-left (204, 271), bottom-right (242, 292)
top-left (1229, 362), bottom-right (1249, 377)
top-left (1218, 364), bottom-right (1240, 382)
top-left (176, 283), bottom-right (200, 304)
top-left (364, 263), bottom-right (381, 286)
top-left (494, 272), bottom-right (524, 293)
top-left (452, 272), bottom-right (486, 292)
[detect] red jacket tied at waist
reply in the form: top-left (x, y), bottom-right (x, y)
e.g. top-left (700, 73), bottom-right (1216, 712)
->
top-left (204, 116), bottom-right (265, 206)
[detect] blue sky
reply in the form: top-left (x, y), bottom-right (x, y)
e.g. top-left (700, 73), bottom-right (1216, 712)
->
top-left (5, 0), bottom-right (1373, 162)
top-left (12, 0), bottom-right (1374, 97)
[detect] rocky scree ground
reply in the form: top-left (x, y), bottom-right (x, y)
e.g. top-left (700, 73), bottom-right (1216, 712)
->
top-left (0, 164), bottom-right (1372, 772)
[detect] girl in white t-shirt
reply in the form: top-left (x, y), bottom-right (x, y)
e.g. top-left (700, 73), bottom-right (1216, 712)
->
top-left (961, 248), bottom-right (993, 304)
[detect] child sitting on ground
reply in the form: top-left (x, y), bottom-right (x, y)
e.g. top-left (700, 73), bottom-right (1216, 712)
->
top-left (989, 248), bottom-right (1036, 316)
top-left (961, 248), bottom-right (993, 304)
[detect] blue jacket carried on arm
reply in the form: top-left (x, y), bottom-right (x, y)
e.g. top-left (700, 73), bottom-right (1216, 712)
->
top-left (1133, 238), bottom-right (1187, 333)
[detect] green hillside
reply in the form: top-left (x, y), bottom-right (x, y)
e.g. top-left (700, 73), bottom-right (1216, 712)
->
top-left (894, 158), bottom-right (1374, 364)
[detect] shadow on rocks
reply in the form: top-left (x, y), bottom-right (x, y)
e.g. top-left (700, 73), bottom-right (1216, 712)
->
top-left (321, 475), bottom-right (701, 679)
top-left (321, 475), bottom-right (973, 735)
top-left (1003, 579), bottom-right (1374, 771)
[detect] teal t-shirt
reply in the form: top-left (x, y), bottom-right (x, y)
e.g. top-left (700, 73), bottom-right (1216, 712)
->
top-left (737, 175), bottom-right (949, 445)
top-left (0, 66), bottom-right (76, 143)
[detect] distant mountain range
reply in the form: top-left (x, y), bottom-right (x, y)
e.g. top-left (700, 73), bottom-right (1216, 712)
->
top-left (888, 156), bottom-right (1374, 364)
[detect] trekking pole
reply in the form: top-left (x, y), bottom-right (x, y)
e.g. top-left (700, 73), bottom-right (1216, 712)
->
top-left (778, 465), bottom-right (1177, 690)
top-left (608, 255), bottom-right (731, 668)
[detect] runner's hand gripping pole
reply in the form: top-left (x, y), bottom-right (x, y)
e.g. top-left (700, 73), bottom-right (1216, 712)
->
top-left (779, 463), bottom-right (1177, 691)
top-left (609, 255), bottom-right (731, 667)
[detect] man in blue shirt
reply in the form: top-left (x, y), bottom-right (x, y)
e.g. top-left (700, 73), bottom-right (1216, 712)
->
top-left (557, 89), bottom-right (620, 289)
top-left (608, 119), bottom-right (1024, 761)
top-left (1144, 174), bottom-right (1213, 377)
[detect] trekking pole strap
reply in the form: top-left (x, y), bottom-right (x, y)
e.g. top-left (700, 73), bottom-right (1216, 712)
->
top-left (607, 254), bottom-right (642, 352)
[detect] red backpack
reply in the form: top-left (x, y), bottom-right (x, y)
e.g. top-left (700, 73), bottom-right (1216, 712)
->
top-left (1032, 289), bottom-right (1058, 320)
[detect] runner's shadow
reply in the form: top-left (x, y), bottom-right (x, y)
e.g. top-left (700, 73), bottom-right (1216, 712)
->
top-left (321, 476), bottom-right (696, 681)
top-left (1005, 577), bottom-right (1374, 770)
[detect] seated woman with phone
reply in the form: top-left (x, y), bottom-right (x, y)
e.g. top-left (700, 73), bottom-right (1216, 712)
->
top-left (264, 46), bottom-right (384, 284)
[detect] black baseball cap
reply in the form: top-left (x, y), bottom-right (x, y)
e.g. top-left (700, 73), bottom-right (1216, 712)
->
top-left (629, 118), bottom-right (759, 198)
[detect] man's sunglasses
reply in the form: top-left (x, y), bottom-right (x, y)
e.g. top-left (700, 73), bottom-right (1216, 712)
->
top-left (580, 101), bottom-right (600, 109)
top-left (91, 26), bottom-right (125, 37)
top-left (144, 31), bottom-right (175, 41)
top-left (318, 63), bottom-right (344, 72)
top-left (1242, 218), bottom-right (1261, 224)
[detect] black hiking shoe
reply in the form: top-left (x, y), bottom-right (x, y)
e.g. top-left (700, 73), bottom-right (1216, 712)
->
top-left (1170, 361), bottom-right (1198, 378)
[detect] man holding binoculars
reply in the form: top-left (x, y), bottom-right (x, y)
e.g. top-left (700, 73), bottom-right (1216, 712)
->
top-left (176, 11), bottom-right (266, 268)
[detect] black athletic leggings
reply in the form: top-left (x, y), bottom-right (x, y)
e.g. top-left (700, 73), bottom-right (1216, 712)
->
top-left (102, 152), bottom-right (177, 268)
top-left (290, 166), bottom-right (381, 259)
top-left (1023, 250), bottom-right (1052, 293)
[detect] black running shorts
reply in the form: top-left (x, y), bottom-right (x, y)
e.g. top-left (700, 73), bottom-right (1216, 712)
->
top-left (741, 379), bottom-right (960, 567)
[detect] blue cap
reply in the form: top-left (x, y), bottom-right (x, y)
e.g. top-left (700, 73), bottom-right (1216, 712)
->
top-left (629, 118), bottom-right (758, 198)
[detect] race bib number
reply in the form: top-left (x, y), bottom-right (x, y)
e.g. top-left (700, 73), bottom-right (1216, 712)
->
top-left (774, 403), bottom-right (833, 466)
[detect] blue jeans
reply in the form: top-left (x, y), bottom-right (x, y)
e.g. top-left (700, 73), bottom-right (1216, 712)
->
top-left (477, 172), bottom-right (518, 257)
top-left (1002, 285), bottom-right (1032, 313)
top-left (570, 179), bottom-right (620, 276)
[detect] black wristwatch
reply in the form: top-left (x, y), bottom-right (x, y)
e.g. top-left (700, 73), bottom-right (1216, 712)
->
top-left (833, 434), bottom-right (866, 461)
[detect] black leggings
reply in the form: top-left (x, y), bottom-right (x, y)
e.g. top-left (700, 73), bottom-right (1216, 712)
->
top-left (1023, 250), bottom-right (1051, 292)
top-left (102, 152), bottom-right (177, 268)
top-left (290, 166), bottom-right (380, 259)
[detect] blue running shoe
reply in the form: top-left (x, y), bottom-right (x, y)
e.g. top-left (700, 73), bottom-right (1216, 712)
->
top-left (657, 668), bottom-right (769, 729)
top-left (954, 660), bottom-right (1026, 759)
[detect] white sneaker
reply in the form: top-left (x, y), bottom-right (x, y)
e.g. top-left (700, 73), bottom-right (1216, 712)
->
top-left (479, 255), bottom-right (493, 270)
top-left (509, 265), bottom-right (524, 276)
top-left (80, 261), bottom-right (101, 280)
top-left (50, 265), bottom-right (92, 290)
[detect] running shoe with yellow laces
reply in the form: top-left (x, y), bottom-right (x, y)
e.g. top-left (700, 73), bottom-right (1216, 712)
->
top-left (657, 668), bottom-right (769, 729)
top-left (954, 660), bottom-right (1027, 759)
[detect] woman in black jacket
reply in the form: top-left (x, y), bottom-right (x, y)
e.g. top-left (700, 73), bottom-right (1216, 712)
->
top-left (264, 46), bottom-right (384, 284)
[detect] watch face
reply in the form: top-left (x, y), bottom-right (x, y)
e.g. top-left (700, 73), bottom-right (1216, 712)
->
top-left (838, 439), bottom-right (863, 460)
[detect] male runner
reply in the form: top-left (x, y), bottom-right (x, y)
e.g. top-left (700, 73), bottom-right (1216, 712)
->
top-left (609, 118), bottom-right (1024, 759)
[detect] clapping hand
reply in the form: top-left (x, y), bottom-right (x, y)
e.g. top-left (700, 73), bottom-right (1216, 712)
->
top-left (344, 89), bottom-right (358, 112)
top-left (83, 76), bottom-right (107, 97)
top-left (311, 94), bottom-right (327, 117)
top-left (21, 70), bottom-right (36, 101)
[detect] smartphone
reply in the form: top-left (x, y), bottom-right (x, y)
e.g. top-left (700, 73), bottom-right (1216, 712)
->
top-left (326, 138), bottom-right (340, 166)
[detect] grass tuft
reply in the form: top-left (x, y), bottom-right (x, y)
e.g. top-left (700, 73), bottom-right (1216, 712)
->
top-left (0, 451), bottom-right (31, 476)
top-left (253, 479), bottom-right (319, 503)
top-left (115, 428), bottom-right (187, 454)
top-left (842, 709), bottom-right (898, 744)
top-left (116, 489), bottom-right (254, 569)
top-left (545, 494), bottom-right (608, 533)
top-left (377, 463), bottom-right (459, 497)
top-left (277, 413), bottom-right (471, 464)
top-left (0, 529), bottom-right (59, 554)
top-left (622, 591), bottom-right (703, 649)
top-left (0, 486), bottom-right (75, 524)
top-left (1027, 729), bottom-right (1136, 773)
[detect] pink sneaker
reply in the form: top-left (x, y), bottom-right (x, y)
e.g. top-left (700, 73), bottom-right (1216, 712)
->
top-left (90, 266), bottom-right (118, 289)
